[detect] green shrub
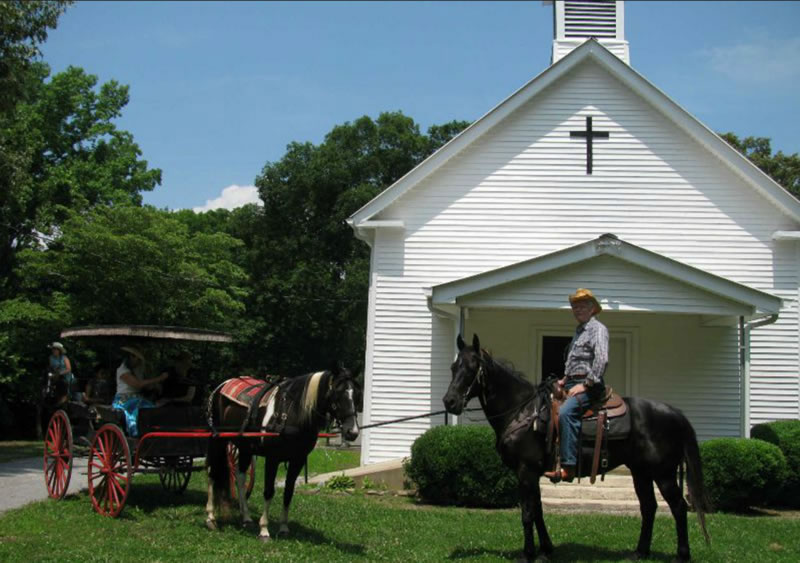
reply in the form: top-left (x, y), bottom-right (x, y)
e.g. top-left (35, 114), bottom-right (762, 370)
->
top-left (403, 425), bottom-right (517, 508)
top-left (325, 474), bottom-right (355, 491)
top-left (751, 419), bottom-right (800, 507)
top-left (700, 437), bottom-right (789, 512)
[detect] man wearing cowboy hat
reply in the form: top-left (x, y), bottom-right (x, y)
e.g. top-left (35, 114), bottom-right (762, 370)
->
top-left (544, 288), bottom-right (609, 483)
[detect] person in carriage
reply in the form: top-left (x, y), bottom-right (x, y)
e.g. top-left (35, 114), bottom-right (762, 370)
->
top-left (47, 342), bottom-right (77, 403)
top-left (82, 363), bottom-right (114, 405)
top-left (155, 350), bottom-right (196, 406)
top-left (112, 346), bottom-right (168, 436)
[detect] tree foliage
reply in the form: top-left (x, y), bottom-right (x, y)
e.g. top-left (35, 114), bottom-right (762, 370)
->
top-left (0, 0), bottom-right (72, 112)
top-left (247, 112), bottom-right (469, 374)
top-left (1, 64), bottom-right (162, 296)
top-left (0, 206), bottom-right (248, 413)
top-left (720, 132), bottom-right (800, 198)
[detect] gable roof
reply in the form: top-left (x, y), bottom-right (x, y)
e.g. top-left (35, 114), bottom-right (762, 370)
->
top-left (348, 39), bottom-right (800, 227)
top-left (429, 233), bottom-right (783, 319)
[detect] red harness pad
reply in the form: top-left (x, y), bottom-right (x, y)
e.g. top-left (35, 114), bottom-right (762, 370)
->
top-left (219, 377), bottom-right (277, 409)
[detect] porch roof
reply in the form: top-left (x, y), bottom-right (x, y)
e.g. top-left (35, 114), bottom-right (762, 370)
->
top-left (428, 234), bottom-right (783, 322)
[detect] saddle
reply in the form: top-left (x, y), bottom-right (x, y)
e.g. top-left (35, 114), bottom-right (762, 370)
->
top-left (218, 376), bottom-right (286, 434)
top-left (548, 383), bottom-right (630, 484)
top-left (219, 376), bottom-right (278, 409)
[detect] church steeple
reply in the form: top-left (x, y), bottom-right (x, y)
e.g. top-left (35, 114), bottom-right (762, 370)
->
top-left (550, 0), bottom-right (629, 65)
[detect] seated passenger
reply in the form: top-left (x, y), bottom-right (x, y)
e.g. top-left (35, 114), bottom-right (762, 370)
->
top-left (112, 346), bottom-right (167, 436)
top-left (83, 364), bottom-right (114, 405)
top-left (156, 350), bottom-right (196, 406)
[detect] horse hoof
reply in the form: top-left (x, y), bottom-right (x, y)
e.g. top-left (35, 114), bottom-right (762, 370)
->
top-left (205, 520), bottom-right (218, 531)
top-left (278, 527), bottom-right (289, 537)
top-left (259, 534), bottom-right (271, 543)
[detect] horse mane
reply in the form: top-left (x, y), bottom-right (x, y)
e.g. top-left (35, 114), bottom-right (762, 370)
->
top-left (483, 351), bottom-right (535, 391)
top-left (298, 371), bottom-right (327, 425)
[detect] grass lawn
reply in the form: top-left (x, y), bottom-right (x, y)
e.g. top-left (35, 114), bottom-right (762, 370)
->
top-left (0, 441), bottom-right (42, 463)
top-left (1, 452), bottom-right (799, 563)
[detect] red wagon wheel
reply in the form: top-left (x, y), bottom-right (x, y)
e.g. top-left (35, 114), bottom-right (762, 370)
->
top-left (43, 409), bottom-right (73, 500)
top-left (88, 424), bottom-right (132, 517)
top-left (227, 443), bottom-right (255, 500)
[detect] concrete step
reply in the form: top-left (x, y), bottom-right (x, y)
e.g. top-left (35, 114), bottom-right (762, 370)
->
top-left (312, 460), bottom-right (673, 511)
top-left (539, 475), bottom-right (669, 509)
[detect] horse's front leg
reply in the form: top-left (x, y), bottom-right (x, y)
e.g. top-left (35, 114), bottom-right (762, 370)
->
top-left (519, 465), bottom-right (552, 562)
top-left (530, 474), bottom-right (553, 556)
top-left (279, 456), bottom-right (306, 536)
top-left (259, 458), bottom-right (280, 542)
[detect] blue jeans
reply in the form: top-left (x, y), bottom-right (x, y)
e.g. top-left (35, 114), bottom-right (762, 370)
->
top-left (559, 380), bottom-right (603, 467)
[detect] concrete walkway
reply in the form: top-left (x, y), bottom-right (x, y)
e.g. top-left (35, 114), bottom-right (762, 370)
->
top-left (0, 455), bottom-right (88, 516)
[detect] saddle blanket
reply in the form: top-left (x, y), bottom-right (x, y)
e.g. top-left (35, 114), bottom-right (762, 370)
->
top-left (580, 409), bottom-right (630, 440)
top-left (220, 376), bottom-right (278, 409)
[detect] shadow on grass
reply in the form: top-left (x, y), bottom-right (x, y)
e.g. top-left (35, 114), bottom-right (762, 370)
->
top-left (449, 543), bottom-right (675, 562)
top-left (123, 482), bottom-right (208, 514)
top-left (282, 521), bottom-right (366, 556)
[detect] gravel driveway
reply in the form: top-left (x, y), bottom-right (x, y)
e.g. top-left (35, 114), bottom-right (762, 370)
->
top-left (0, 454), bottom-right (89, 515)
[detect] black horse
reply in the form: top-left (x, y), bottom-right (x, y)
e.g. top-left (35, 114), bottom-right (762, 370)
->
top-left (443, 334), bottom-right (710, 562)
top-left (205, 367), bottom-right (359, 540)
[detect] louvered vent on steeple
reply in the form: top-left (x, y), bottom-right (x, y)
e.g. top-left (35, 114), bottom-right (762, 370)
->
top-left (564, 0), bottom-right (617, 38)
top-left (549, 0), bottom-right (630, 65)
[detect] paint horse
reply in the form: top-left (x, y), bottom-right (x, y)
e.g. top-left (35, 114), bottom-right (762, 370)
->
top-left (205, 367), bottom-right (359, 540)
top-left (443, 334), bottom-right (710, 563)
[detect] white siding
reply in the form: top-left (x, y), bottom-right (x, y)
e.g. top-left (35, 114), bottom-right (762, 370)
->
top-left (361, 59), bottom-right (800, 463)
top-left (460, 255), bottom-right (751, 316)
top-left (463, 310), bottom-right (742, 441)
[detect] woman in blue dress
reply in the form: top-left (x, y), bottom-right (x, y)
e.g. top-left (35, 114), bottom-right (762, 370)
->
top-left (112, 346), bottom-right (168, 436)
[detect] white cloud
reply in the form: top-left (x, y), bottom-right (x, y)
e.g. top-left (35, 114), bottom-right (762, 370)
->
top-left (701, 34), bottom-right (800, 84)
top-left (193, 184), bottom-right (262, 212)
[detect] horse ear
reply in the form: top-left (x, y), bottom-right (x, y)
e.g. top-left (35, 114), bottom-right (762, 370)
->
top-left (472, 333), bottom-right (481, 352)
top-left (457, 334), bottom-right (466, 351)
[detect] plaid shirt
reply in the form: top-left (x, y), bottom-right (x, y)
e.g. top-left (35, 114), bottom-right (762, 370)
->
top-left (564, 316), bottom-right (608, 385)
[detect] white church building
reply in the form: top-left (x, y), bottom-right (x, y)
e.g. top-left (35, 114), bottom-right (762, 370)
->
top-left (348, 0), bottom-right (800, 466)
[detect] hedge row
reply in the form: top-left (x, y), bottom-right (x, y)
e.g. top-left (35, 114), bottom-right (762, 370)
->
top-left (404, 419), bottom-right (800, 512)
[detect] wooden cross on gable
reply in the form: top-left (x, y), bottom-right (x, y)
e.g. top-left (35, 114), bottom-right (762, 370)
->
top-left (570, 116), bottom-right (609, 175)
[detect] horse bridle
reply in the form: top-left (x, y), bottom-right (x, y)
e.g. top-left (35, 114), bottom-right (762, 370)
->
top-left (325, 376), bottom-right (359, 426)
top-left (460, 361), bottom-right (486, 413)
top-left (459, 356), bottom-right (538, 423)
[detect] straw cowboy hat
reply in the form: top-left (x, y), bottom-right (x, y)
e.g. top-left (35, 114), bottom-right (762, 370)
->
top-left (48, 342), bottom-right (66, 352)
top-left (568, 288), bottom-right (602, 315)
top-left (120, 346), bottom-right (146, 362)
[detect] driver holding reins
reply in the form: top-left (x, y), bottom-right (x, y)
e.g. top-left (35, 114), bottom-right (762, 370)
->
top-left (544, 288), bottom-right (608, 483)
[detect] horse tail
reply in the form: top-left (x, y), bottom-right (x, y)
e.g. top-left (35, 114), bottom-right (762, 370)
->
top-left (683, 421), bottom-right (711, 544)
top-left (206, 434), bottom-right (232, 512)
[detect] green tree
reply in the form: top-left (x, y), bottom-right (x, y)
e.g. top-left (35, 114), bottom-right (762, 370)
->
top-left (248, 112), bottom-right (469, 375)
top-left (0, 0), bottom-right (72, 112)
top-left (0, 64), bottom-right (162, 296)
top-left (720, 132), bottom-right (800, 197)
top-left (0, 205), bottom-right (248, 433)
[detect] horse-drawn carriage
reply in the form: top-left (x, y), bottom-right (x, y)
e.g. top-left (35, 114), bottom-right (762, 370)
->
top-left (42, 325), bottom-right (257, 517)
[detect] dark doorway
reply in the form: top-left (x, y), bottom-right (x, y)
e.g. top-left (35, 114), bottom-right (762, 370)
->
top-left (541, 336), bottom-right (572, 381)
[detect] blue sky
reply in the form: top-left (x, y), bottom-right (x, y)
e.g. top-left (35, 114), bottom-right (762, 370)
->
top-left (41, 1), bottom-right (800, 211)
